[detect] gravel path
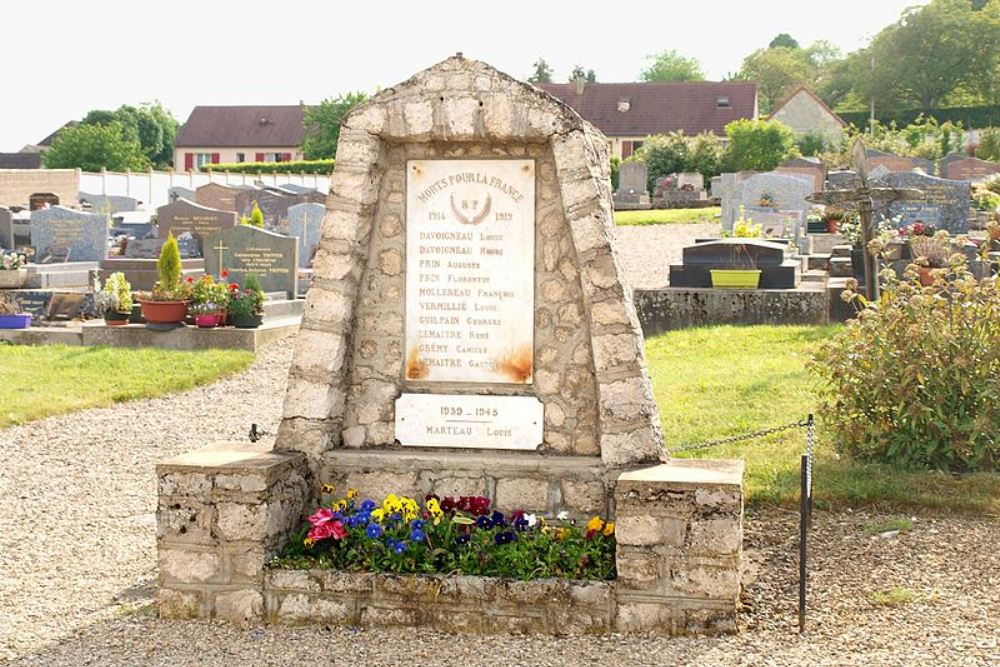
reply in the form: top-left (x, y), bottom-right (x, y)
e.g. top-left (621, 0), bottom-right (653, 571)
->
top-left (615, 222), bottom-right (720, 289)
top-left (2, 335), bottom-right (998, 666)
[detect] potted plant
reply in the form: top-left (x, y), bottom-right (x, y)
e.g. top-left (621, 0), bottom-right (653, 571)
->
top-left (94, 272), bottom-right (133, 326)
top-left (823, 207), bottom-right (847, 234)
top-left (710, 241), bottom-right (761, 289)
top-left (228, 274), bottom-right (265, 328)
top-left (909, 232), bottom-right (951, 286)
top-left (190, 301), bottom-right (225, 328)
top-left (0, 251), bottom-right (28, 289)
top-left (0, 294), bottom-right (31, 329)
top-left (758, 192), bottom-right (774, 208)
top-left (191, 274), bottom-right (231, 324)
top-left (134, 233), bottom-right (193, 328)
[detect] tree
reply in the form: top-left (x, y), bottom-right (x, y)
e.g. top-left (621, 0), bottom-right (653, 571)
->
top-left (528, 58), bottom-right (553, 84)
top-left (639, 50), bottom-right (705, 82)
top-left (738, 46), bottom-right (813, 112)
top-left (157, 233), bottom-right (181, 291)
top-left (769, 33), bottom-right (800, 49)
top-left (79, 102), bottom-right (179, 168)
top-left (569, 64), bottom-right (596, 83)
top-left (42, 122), bottom-right (149, 172)
top-left (723, 119), bottom-right (798, 171)
top-left (301, 92), bottom-right (368, 160)
top-left (632, 131), bottom-right (725, 189)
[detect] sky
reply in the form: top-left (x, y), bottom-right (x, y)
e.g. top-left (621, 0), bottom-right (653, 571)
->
top-left (0, 0), bottom-right (929, 152)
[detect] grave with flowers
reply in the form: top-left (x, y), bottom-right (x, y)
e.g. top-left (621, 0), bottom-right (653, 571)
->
top-left (155, 55), bottom-right (744, 635)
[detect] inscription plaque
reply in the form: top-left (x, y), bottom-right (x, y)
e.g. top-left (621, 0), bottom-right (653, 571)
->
top-left (404, 159), bottom-right (535, 384)
top-left (394, 393), bottom-right (543, 450)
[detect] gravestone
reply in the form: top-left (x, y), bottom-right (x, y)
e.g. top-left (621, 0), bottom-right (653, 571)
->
top-left (776, 157), bottom-right (825, 192)
top-left (175, 232), bottom-right (200, 259)
top-left (29, 206), bottom-right (107, 261)
top-left (866, 149), bottom-right (934, 175)
top-left (277, 183), bottom-right (316, 194)
top-left (287, 202), bottom-right (325, 268)
top-left (157, 56), bottom-right (743, 637)
top-left (613, 161), bottom-right (650, 210)
top-left (156, 198), bottom-right (237, 256)
top-left (881, 172), bottom-right (970, 233)
top-left (726, 172), bottom-right (812, 231)
top-left (46, 293), bottom-right (87, 320)
top-left (669, 238), bottom-right (801, 288)
top-left (204, 225), bottom-right (298, 298)
top-left (709, 176), bottom-right (722, 198)
top-left (37, 245), bottom-right (71, 264)
top-left (124, 238), bottom-right (165, 259)
top-left (79, 192), bottom-right (137, 214)
top-left (868, 164), bottom-right (891, 182)
top-left (247, 189), bottom-right (297, 230)
top-left (168, 186), bottom-right (196, 203)
top-left (676, 172), bottom-right (704, 191)
top-left (941, 156), bottom-right (1000, 182)
top-left (0, 206), bottom-right (12, 249)
top-left (827, 170), bottom-right (858, 190)
top-left (195, 182), bottom-right (243, 212)
top-left (718, 171), bottom-right (758, 230)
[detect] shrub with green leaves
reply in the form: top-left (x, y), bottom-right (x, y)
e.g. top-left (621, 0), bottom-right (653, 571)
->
top-left (247, 202), bottom-right (264, 228)
top-left (157, 233), bottom-right (181, 291)
top-left (723, 118), bottom-right (798, 172)
top-left (203, 159), bottom-right (334, 174)
top-left (811, 256), bottom-right (1000, 471)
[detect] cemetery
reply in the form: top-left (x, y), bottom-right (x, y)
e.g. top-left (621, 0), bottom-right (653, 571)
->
top-left (3, 3), bottom-right (1000, 662)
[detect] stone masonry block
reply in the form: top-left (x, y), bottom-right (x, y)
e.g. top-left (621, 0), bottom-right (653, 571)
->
top-left (159, 548), bottom-right (221, 584)
top-left (615, 514), bottom-right (686, 547)
top-left (215, 588), bottom-right (264, 624)
top-left (494, 477), bottom-right (550, 512)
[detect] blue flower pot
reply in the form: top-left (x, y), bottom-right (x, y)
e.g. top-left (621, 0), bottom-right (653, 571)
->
top-left (0, 314), bottom-right (32, 329)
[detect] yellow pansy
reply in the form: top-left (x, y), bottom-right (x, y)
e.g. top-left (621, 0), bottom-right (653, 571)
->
top-left (303, 537), bottom-right (315, 548)
top-left (426, 498), bottom-right (441, 513)
top-left (586, 516), bottom-right (605, 532)
top-left (371, 508), bottom-right (385, 523)
top-left (346, 488), bottom-right (359, 499)
top-left (602, 522), bottom-right (615, 537)
top-left (322, 484), bottom-right (336, 494)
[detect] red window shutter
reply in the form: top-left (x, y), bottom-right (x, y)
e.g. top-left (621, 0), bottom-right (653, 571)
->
top-left (184, 153), bottom-right (193, 171)
top-left (282, 152), bottom-right (292, 162)
top-left (256, 152), bottom-right (265, 162)
top-left (212, 153), bottom-right (220, 164)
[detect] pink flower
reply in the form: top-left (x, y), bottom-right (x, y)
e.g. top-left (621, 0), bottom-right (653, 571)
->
top-left (308, 520), bottom-right (347, 542)
top-left (308, 508), bottom-right (334, 526)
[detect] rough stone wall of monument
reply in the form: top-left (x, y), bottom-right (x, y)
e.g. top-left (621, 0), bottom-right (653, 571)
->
top-left (0, 169), bottom-right (79, 208)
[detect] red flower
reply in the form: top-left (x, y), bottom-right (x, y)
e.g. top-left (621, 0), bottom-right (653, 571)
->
top-left (308, 508), bottom-right (334, 527)
top-left (185, 276), bottom-right (194, 283)
top-left (221, 269), bottom-right (229, 278)
top-left (229, 283), bottom-right (240, 291)
top-left (308, 521), bottom-right (344, 542)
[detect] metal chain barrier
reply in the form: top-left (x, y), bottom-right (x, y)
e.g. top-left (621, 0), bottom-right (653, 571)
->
top-left (669, 417), bottom-right (812, 453)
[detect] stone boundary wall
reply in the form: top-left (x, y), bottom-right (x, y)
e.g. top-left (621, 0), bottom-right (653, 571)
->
top-left (634, 286), bottom-right (829, 335)
top-left (0, 168), bottom-right (79, 208)
top-left (158, 446), bottom-right (744, 635)
top-left (265, 571), bottom-right (615, 634)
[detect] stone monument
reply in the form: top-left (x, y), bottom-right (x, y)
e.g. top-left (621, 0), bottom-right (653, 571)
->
top-left (156, 55), bottom-right (744, 635)
top-left (613, 160), bottom-right (651, 210)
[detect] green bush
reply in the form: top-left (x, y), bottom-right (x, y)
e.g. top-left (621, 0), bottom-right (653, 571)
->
top-left (609, 154), bottom-right (621, 190)
top-left (203, 159), bottom-right (334, 174)
top-left (976, 127), bottom-right (1000, 162)
top-left (797, 131), bottom-right (828, 157)
top-left (811, 254), bottom-right (1000, 472)
top-left (723, 118), bottom-right (798, 171)
top-left (633, 131), bottom-right (723, 190)
top-left (157, 233), bottom-right (181, 291)
top-left (247, 202), bottom-right (264, 227)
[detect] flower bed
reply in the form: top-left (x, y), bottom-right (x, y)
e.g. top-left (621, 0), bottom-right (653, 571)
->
top-left (271, 489), bottom-right (616, 581)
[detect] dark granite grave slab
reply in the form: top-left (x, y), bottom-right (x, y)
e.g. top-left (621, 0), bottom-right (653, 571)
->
top-left (204, 225), bottom-right (298, 298)
top-left (670, 239), bottom-right (801, 289)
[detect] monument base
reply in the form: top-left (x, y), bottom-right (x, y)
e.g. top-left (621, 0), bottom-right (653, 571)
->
top-left (156, 443), bottom-right (745, 635)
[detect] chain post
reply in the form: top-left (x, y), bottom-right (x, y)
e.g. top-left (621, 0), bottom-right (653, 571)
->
top-left (806, 413), bottom-right (815, 529)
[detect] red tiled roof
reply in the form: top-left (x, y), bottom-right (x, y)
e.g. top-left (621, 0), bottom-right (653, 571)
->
top-left (175, 105), bottom-right (305, 148)
top-left (0, 153), bottom-right (43, 169)
top-left (538, 81), bottom-right (757, 137)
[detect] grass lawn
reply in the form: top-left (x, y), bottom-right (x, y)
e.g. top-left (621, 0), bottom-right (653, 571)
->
top-left (614, 207), bottom-right (720, 226)
top-left (646, 325), bottom-right (1000, 514)
top-left (0, 344), bottom-right (254, 428)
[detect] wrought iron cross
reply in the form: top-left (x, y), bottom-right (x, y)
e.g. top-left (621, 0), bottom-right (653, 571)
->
top-left (212, 238), bottom-right (229, 280)
top-left (806, 139), bottom-right (923, 301)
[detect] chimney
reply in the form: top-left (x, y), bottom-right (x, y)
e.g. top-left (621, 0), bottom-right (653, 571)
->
top-left (574, 75), bottom-right (586, 95)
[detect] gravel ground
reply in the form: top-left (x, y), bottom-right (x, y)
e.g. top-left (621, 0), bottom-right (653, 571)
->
top-left (2, 334), bottom-right (998, 666)
top-left (615, 222), bottom-right (720, 289)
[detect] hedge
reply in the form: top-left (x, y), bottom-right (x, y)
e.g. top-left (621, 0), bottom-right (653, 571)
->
top-left (839, 105), bottom-right (1000, 131)
top-left (201, 159), bottom-right (335, 175)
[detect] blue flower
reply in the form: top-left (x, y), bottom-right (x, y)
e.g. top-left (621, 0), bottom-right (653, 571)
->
top-left (490, 510), bottom-right (507, 527)
top-left (475, 515), bottom-right (491, 529)
top-left (410, 519), bottom-right (426, 530)
top-left (366, 523), bottom-right (382, 539)
top-left (454, 533), bottom-right (471, 546)
top-left (411, 527), bottom-right (426, 542)
top-left (359, 499), bottom-right (376, 512)
top-left (389, 512), bottom-right (403, 524)
top-left (392, 540), bottom-right (407, 555)
top-left (494, 530), bottom-right (517, 545)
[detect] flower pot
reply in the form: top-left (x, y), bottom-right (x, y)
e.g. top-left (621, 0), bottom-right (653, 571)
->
top-left (137, 300), bottom-right (189, 327)
top-left (710, 269), bottom-right (761, 289)
top-left (826, 220), bottom-right (841, 234)
top-left (129, 303), bottom-right (144, 324)
top-left (104, 310), bottom-right (131, 327)
top-left (917, 266), bottom-right (935, 286)
top-left (0, 313), bottom-right (32, 329)
top-left (0, 269), bottom-right (28, 289)
top-left (230, 312), bottom-right (263, 329)
top-left (194, 313), bottom-right (223, 328)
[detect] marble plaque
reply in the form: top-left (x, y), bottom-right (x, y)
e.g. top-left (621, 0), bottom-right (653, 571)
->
top-left (394, 393), bottom-right (543, 449)
top-left (404, 159), bottom-right (535, 384)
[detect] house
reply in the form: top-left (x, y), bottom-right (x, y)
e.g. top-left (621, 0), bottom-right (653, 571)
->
top-left (173, 105), bottom-right (306, 171)
top-left (769, 85), bottom-right (846, 147)
top-left (2, 122), bottom-right (77, 169)
top-left (538, 80), bottom-right (758, 159)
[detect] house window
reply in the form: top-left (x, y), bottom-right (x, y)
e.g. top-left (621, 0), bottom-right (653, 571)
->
top-left (236, 152), bottom-right (246, 163)
top-left (194, 153), bottom-right (214, 169)
top-left (716, 96), bottom-right (731, 109)
top-left (621, 140), bottom-right (644, 159)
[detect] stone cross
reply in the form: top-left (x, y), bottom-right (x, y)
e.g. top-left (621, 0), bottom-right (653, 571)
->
top-left (806, 139), bottom-right (922, 301)
top-left (212, 238), bottom-right (229, 279)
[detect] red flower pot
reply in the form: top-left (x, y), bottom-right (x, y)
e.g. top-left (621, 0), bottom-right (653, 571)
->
top-left (917, 266), bottom-right (935, 287)
top-left (194, 313), bottom-right (223, 328)
top-left (826, 219), bottom-right (840, 234)
top-left (137, 300), bottom-right (189, 326)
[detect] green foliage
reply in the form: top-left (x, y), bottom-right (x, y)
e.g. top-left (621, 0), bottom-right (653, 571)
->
top-left (976, 126), bottom-right (1000, 160)
top-left (769, 33), bottom-right (801, 49)
top-left (247, 202), bottom-right (264, 228)
top-left (811, 254), bottom-right (1000, 472)
top-left (94, 272), bottom-right (132, 313)
top-left (632, 131), bottom-right (724, 189)
top-left (275, 491), bottom-right (615, 581)
top-left (42, 122), bottom-right (149, 172)
top-left (157, 233), bottom-right (181, 292)
top-left (723, 118), bottom-right (799, 171)
top-left (797, 131), bottom-right (829, 156)
top-left (738, 46), bottom-right (813, 112)
top-left (528, 58), bottom-right (553, 84)
top-left (639, 49), bottom-right (705, 82)
top-left (835, 117), bottom-right (965, 164)
top-left (569, 64), bottom-right (596, 83)
top-left (863, 517), bottom-right (914, 535)
top-left (609, 154), bottom-right (620, 190)
top-left (205, 159), bottom-right (334, 174)
top-left (840, 105), bottom-right (1000, 131)
top-left (614, 207), bottom-right (720, 226)
top-left (870, 587), bottom-right (919, 606)
top-left (302, 93), bottom-right (368, 159)
top-left (228, 274), bottom-right (265, 317)
top-left (79, 102), bottom-right (179, 168)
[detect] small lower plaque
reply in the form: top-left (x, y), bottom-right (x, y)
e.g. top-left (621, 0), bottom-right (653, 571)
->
top-left (395, 393), bottom-right (543, 450)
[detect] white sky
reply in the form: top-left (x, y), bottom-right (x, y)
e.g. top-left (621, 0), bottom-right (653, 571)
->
top-left (0, 0), bottom-right (928, 152)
